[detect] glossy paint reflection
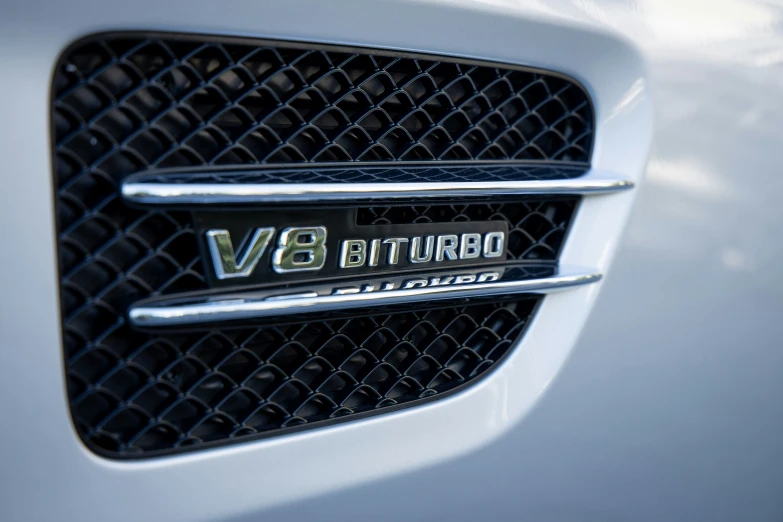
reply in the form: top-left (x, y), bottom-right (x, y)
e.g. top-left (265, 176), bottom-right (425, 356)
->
top-left (2, 0), bottom-right (783, 520)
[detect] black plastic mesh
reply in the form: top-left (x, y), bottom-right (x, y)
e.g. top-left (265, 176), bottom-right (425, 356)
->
top-left (59, 189), bottom-right (572, 459)
top-left (69, 299), bottom-right (538, 456)
top-left (54, 34), bottom-right (588, 458)
top-left (54, 35), bottom-right (592, 172)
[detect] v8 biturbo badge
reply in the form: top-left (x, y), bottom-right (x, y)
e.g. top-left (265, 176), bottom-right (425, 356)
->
top-left (195, 208), bottom-right (508, 288)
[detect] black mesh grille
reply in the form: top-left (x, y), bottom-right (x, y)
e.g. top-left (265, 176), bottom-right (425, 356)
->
top-left (69, 299), bottom-right (538, 456)
top-left (54, 35), bottom-right (592, 171)
top-left (54, 33), bottom-right (590, 458)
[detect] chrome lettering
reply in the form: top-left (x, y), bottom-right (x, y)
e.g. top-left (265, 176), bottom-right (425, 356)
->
top-left (272, 226), bottom-right (327, 273)
top-left (382, 238), bottom-right (409, 264)
top-left (409, 236), bottom-right (434, 263)
top-left (368, 239), bottom-right (381, 266)
top-left (206, 227), bottom-right (275, 279)
top-left (340, 239), bottom-right (366, 268)
top-left (482, 231), bottom-right (505, 258)
top-left (459, 233), bottom-right (481, 259)
top-left (435, 235), bottom-right (459, 262)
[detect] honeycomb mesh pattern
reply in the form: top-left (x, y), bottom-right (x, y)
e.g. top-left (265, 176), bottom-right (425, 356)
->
top-left (58, 199), bottom-right (571, 459)
top-left (54, 35), bottom-right (593, 171)
top-left (53, 34), bottom-right (589, 458)
top-left (69, 299), bottom-right (538, 456)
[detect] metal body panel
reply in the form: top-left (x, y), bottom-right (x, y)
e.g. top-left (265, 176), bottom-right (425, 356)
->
top-left (1, 0), bottom-right (781, 520)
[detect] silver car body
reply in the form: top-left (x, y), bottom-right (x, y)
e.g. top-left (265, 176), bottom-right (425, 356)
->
top-left (1, 0), bottom-right (782, 520)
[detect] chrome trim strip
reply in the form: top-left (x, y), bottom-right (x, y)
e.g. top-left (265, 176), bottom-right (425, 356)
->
top-left (128, 266), bottom-right (601, 328)
top-left (121, 175), bottom-right (632, 205)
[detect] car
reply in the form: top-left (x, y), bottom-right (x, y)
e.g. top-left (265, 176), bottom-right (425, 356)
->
top-left (2, 1), bottom-right (782, 520)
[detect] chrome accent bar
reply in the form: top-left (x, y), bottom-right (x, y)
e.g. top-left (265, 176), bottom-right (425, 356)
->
top-left (128, 265), bottom-right (601, 328)
top-left (121, 170), bottom-right (632, 206)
